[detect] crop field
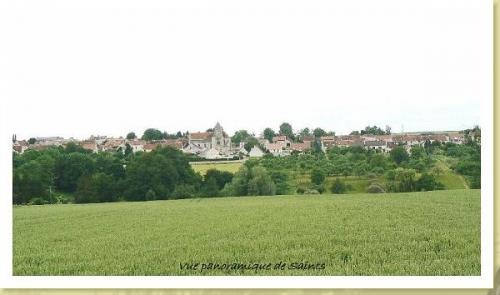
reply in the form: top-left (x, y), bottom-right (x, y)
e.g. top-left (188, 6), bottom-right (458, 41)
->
top-left (13, 189), bottom-right (480, 276)
top-left (190, 161), bottom-right (243, 175)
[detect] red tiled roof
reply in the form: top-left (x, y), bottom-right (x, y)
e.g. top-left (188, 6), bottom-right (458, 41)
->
top-left (190, 132), bottom-right (212, 140)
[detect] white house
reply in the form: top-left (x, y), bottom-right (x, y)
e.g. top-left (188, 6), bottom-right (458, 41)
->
top-left (248, 146), bottom-right (264, 158)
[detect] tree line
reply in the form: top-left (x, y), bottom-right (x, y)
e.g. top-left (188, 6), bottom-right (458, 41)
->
top-left (13, 133), bottom-right (480, 205)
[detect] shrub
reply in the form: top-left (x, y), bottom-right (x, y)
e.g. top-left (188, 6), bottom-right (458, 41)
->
top-left (172, 184), bottom-right (196, 199)
top-left (304, 189), bottom-right (320, 195)
top-left (310, 168), bottom-right (326, 185)
top-left (416, 173), bottom-right (444, 191)
top-left (145, 189), bottom-right (157, 201)
top-left (366, 183), bottom-right (386, 193)
top-left (30, 197), bottom-right (48, 205)
top-left (331, 178), bottom-right (347, 194)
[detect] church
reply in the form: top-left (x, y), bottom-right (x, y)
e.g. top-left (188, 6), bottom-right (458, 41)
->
top-left (186, 122), bottom-right (232, 158)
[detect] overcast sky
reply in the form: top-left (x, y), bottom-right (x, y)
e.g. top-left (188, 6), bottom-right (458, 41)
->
top-left (0, 0), bottom-right (491, 140)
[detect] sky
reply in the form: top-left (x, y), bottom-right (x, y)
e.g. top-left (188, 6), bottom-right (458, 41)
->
top-left (0, 0), bottom-right (491, 140)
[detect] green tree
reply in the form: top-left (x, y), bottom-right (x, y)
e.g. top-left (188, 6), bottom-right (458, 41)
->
top-left (244, 136), bottom-right (259, 152)
top-left (75, 173), bottom-right (117, 203)
top-left (126, 132), bottom-right (136, 140)
top-left (390, 168), bottom-right (417, 192)
top-left (141, 128), bottom-right (163, 141)
top-left (54, 153), bottom-right (95, 192)
top-left (279, 122), bottom-right (294, 141)
top-left (416, 173), bottom-right (444, 191)
top-left (331, 178), bottom-right (347, 194)
top-left (313, 128), bottom-right (327, 138)
top-left (124, 143), bottom-right (133, 156)
top-left (28, 138), bottom-right (37, 145)
top-left (122, 147), bottom-right (201, 201)
top-left (310, 168), bottom-right (326, 185)
top-left (13, 161), bottom-right (49, 204)
top-left (247, 167), bottom-right (276, 196)
top-left (390, 146), bottom-right (409, 165)
top-left (231, 130), bottom-right (250, 146)
top-left (270, 171), bottom-right (290, 195)
top-left (263, 128), bottom-right (276, 142)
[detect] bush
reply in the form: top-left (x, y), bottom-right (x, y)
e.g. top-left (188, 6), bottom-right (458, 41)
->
top-left (145, 189), bottom-right (157, 201)
top-left (331, 178), bottom-right (347, 194)
top-left (30, 197), bottom-right (48, 205)
top-left (416, 173), bottom-right (444, 191)
top-left (390, 146), bottom-right (409, 165)
top-left (309, 184), bottom-right (325, 194)
top-left (366, 183), bottom-right (386, 193)
top-left (296, 187), bottom-right (305, 194)
top-left (310, 168), bottom-right (326, 185)
top-left (304, 189), bottom-right (320, 195)
top-left (172, 184), bottom-right (196, 199)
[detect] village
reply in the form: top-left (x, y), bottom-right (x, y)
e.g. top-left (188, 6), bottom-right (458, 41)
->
top-left (12, 122), bottom-right (469, 160)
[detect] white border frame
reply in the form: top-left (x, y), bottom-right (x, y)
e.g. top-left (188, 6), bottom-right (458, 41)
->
top-left (0, 0), bottom-right (494, 289)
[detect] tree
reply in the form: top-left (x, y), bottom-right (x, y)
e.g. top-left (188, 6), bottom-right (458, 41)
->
top-left (390, 146), bottom-right (409, 165)
top-left (222, 166), bottom-right (276, 197)
top-left (331, 178), bottom-right (347, 194)
top-left (203, 176), bottom-right (219, 197)
top-left (122, 147), bottom-right (201, 201)
top-left (141, 128), bottom-right (163, 141)
top-left (313, 128), bottom-right (327, 138)
top-left (298, 128), bottom-right (311, 138)
top-left (263, 128), bottom-right (276, 142)
top-left (310, 168), bottom-right (326, 185)
top-left (385, 125), bottom-right (392, 135)
top-left (416, 173), bottom-right (444, 191)
top-left (124, 143), bottom-right (133, 156)
top-left (231, 130), bottom-right (250, 146)
top-left (64, 142), bottom-right (89, 154)
top-left (244, 136), bottom-right (259, 152)
top-left (270, 171), bottom-right (290, 195)
top-left (126, 132), bottom-right (137, 140)
top-left (247, 167), bottom-right (276, 196)
top-left (54, 152), bottom-right (95, 192)
top-left (410, 146), bottom-right (425, 159)
top-left (28, 138), bottom-right (37, 145)
top-left (75, 172), bottom-right (117, 203)
top-left (279, 122), bottom-right (294, 141)
top-left (390, 168), bottom-right (417, 192)
top-left (203, 169), bottom-right (234, 197)
top-left (13, 161), bottom-right (49, 204)
top-left (360, 125), bottom-right (387, 135)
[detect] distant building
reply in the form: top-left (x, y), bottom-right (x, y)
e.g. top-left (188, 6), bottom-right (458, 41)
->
top-left (186, 122), bottom-right (232, 157)
top-left (248, 146), bottom-right (264, 158)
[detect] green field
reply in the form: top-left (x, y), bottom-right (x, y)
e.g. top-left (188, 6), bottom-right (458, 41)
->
top-left (13, 189), bottom-right (480, 276)
top-left (191, 161), bottom-right (243, 175)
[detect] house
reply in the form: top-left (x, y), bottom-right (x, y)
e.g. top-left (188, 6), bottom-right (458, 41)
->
top-left (265, 142), bottom-right (285, 156)
top-left (79, 141), bottom-right (98, 153)
top-left (320, 136), bottom-right (336, 151)
top-left (248, 146), bottom-right (264, 158)
top-left (128, 140), bottom-right (145, 153)
top-left (290, 142), bottom-right (311, 153)
top-left (272, 135), bottom-right (291, 147)
top-left (101, 139), bottom-right (126, 153)
top-left (200, 147), bottom-right (221, 160)
top-left (364, 140), bottom-right (389, 152)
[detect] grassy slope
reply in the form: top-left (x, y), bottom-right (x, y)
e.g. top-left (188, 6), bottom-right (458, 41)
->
top-left (13, 189), bottom-right (480, 276)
